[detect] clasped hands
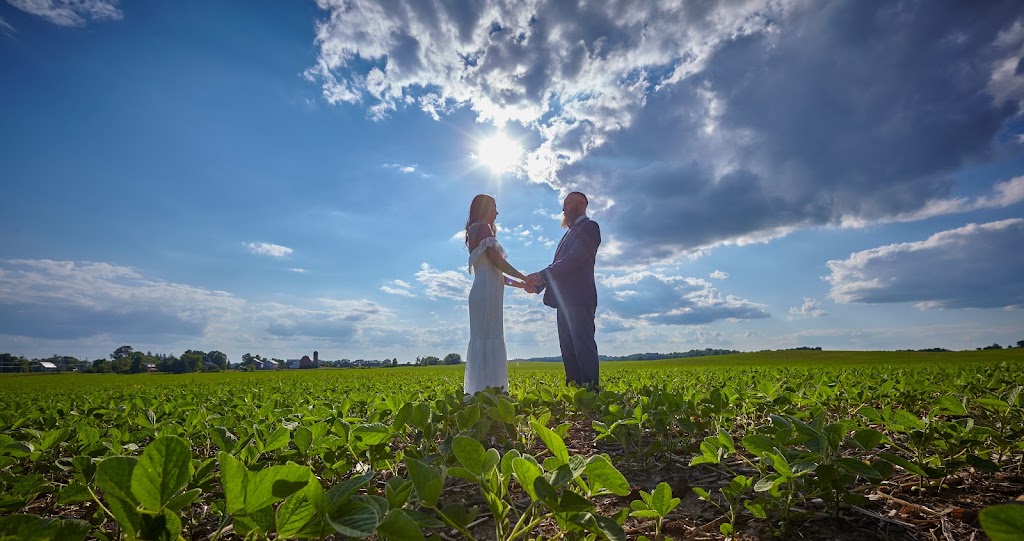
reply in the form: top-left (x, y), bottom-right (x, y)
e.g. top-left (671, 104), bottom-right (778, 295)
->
top-left (522, 272), bottom-right (545, 294)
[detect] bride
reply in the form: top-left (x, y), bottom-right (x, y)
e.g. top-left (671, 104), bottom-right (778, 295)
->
top-left (464, 194), bottom-right (532, 395)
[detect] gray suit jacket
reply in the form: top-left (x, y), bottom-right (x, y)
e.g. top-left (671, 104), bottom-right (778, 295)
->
top-left (539, 217), bottom-right (601, 308)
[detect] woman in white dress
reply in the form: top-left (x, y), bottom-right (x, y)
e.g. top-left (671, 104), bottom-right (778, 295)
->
top-left (464, 194), bottom-right (532, 395)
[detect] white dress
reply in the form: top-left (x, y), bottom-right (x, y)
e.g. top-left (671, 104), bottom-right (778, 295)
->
top-left (464, 236), bottom-right (508, 394)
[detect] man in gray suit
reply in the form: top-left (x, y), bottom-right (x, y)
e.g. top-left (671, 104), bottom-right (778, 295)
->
top-left (527, 192), bottom-right (602, 388)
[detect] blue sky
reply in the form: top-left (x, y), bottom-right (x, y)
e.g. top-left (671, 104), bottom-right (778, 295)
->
top-left (1, 0), bottom-right (1023, 363)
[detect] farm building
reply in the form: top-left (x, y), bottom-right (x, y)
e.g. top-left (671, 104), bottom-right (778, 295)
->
top-left (286, 351), bottom-right (319, 369)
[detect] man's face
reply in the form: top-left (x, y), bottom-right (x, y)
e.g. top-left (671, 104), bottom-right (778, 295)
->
top-left (561, 195), bottom-right (584, 226)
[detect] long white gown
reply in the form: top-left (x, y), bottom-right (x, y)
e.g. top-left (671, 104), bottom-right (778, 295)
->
top-left (464, 236), bottom-right (508, 394)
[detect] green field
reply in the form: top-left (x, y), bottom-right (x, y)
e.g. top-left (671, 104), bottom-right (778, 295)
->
top-left (1, 350), bottom-right (1022, 540)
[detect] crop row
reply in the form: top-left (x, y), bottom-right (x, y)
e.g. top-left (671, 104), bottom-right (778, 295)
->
top-left (0, 359), bottom-right (1022, 539)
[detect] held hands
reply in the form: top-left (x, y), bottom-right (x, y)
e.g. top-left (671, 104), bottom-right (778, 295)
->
top-left (525, 273), bottom-right (545, 287)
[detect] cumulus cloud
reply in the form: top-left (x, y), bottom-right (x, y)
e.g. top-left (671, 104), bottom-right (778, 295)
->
top-left (415, 262), bottom-right (473, 300)
top-left (0, 259), bottom-right (243, 340)
top-left (244, 242), bottom-right (294, 257)
top-left (600, 271), bottom-right (769, 325)
top-left (8, 0), bottom-right (122, 27)
top-left (384, 163), bottom-right (417, 173)
top-left (826, 219), bottom-right (1024, 309)
top-left (309, 0), bottom-right (1024, 265)
top-left (710, 270), bottom-right (729, 280)
top-left (788, 297), bottom-right (828, 319)
top-left (263, 299), bottom-right (390, 340)
top-left (381, 279), bottom-right (416, 297)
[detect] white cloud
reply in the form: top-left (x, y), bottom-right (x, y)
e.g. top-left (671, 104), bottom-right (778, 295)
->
top-left (788, 297), bottom-right (828, 319)
top-left (415, 262), bottom-right (472, 300)
top-left (0, 16), bottom-right (15, 36)
top-left (827, 219), bottom-right (1024, 309)
top-left (310, 1), bottom-right (1024, 265)
top-left (0, 259), bottom-right (243, 340)
top-left (290, 268), bottom-right (307, 273)
top-left (384, 163), bottom-right (417, 173)
top-left (380, 285), bottom-right (416, 297)
top-left (244, 242), bottom-right (294, 258)
top-left (710, 270), bottom-right (729, 280)
top-left (8, 0), bottom-right (122, 27)
top-left (600, 271), bottom-right (770, 325)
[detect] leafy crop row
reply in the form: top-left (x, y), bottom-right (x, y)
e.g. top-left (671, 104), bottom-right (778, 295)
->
top-left (0, 355), bottom-right (1022, 539)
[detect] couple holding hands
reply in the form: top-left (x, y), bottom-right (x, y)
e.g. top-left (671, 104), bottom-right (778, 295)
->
top-left (463, 192), bottom-right (601, 395)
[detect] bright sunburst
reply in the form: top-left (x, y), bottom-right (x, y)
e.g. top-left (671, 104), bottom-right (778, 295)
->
top-left (476, 132), bottom-right (524, 174)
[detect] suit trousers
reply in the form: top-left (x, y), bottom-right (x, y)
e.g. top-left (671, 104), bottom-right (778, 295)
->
top-left (556, 304), bottom-right (598, 388)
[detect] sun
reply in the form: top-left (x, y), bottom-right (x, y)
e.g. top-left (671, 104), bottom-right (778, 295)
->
top-left (476, 132), bottom-right (524, 174)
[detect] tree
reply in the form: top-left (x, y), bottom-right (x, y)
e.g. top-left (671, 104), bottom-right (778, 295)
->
top-left (204, 350), bottom-right (228, 371)
top-left (240, 353), bottom-right (261, 370)
top-left (180, 350), bottom-right (205, 373)
top-left (129, 352), bottom-right (147, 374)
top-left (1017, 340), bottom-right (1024, 349)
top-left (92, 358), bottom-right (112, 373)
top-left (443, 353), bottom-right (463, 365)
top-left (983, 343), bottom-right (1003, 350)
top-left (421, 355), bottom-right (441, 366)
top-left (111, 345), bottom-right (134, 360)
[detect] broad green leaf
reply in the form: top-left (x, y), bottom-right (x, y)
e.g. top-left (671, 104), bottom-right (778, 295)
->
top-left (385, 477), bottom-right (414, 509)
top-left (406, 458), bottom-right (444, 508)
top-left (571, 512), bottom-right (626, 541)
top-left (137, 508), bottom-right (182, 541)
top-left (650, 482), bottom-right (679, 516)
top-left (878, 452), bottom-right (928, 477)
top-left (851, 429), bottom-right (885, 451)
top-left (890, 410), bottom-right (924, 431)
top-left (583, 455), bottom-right (630, 496)
top-left (56, 483), bottom-right (92, 506)
top-left (376, 508), bottom-right (425, 541)
top-left (931, 395), bottom-right (967, 416)
top-left (351, 424), bottom-right (391, 447)
top-left (218, 452), bottom-right (248, 514)
top-left (246, 463), bottom-right (310, 512)
top-left (511, 457), bottom-right (543, 501)
top-left (39, 428), bottom-right (71, 451)
top-left (327, 499), bottom-right (380, 538)
top-left (211, 427), bottom-right (238, 454)
top-left (277, 476), bottom-right (327, 539)
top-left (165, 488), bottom-right (202, 513)
top-left (452, 436), bottom-right (486, 475)
top-left (293, 426), bottom-right (313, 454)
top-left (0, 514), bottom-right (90, 541)
top-left (132, 435), bottom-right (193, 511)
top-left (326, 470), bottom-right (375, 510)
top-left (967, 454), bottom-right (1000, 473)
top-left (263, 426), bottom-right (291, 453)
top-left (741, 434), bottom-right (777, 457)
top-left (439, 503), bottom-right (477, 529)
top-left (482, 448), bottom-right (501, 475)
top-left (557, 490), bottom-right (596, 512)
top-left (744, 500), bottom-right (768, 518)
top-left (835, 458), bottom-right (883, 481)
top-left (531, 421), bottom-right (569, 466)
top-left (980, 503), bottom-right (1024, 541)
top-left (96, 456), bottom-right (140, 539)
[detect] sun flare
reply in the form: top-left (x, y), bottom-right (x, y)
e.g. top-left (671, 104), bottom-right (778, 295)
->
top-left (476, 132), bottom-right (524, 174)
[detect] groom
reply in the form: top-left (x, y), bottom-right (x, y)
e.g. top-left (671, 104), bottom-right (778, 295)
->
top-left (527, 192), bottom-right (601, 389)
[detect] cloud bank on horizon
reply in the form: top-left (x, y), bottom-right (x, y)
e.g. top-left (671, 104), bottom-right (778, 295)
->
top-left (308, 0), bottom-right (1024, 265)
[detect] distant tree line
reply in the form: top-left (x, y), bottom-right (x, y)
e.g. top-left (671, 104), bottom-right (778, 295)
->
top-left (0, 345), bottom-right (228, 374)
top-left (512, 348), bottom-right (742, 363)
